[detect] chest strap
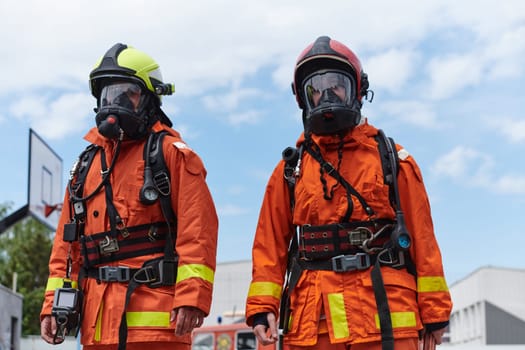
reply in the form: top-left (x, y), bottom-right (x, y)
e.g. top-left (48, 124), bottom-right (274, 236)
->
top-left (299, 220), bottom-right (394, 260)
top-left (80, 222), bottom-right (171, 267)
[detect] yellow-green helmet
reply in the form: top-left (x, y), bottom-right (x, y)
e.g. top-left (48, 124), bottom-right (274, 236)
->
top-left (89, 43), bottom-right (174, 101)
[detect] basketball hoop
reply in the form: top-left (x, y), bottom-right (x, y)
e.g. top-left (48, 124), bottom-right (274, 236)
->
top-left (44, 203), bottom-right (63, 218)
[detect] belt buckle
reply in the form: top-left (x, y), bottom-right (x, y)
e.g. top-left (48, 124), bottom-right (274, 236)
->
top-left (99, 236), bottom-right (119, 255)
top-left (99, 266), bottom-right (130, 282)
top-left (331, 253), bottom-right (371, 272)
top-left (347, 227), bottom-right (372, 246)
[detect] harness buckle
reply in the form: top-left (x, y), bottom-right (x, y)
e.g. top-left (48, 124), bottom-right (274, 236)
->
top-left (346, 227), bottom-right (372, 246)
top-left (133, 266), bottom-right (158, 284)
top-left (331, 253), bottom-right (371, 272)
top-left (99, 236), bottom-right (119, 255)
top-left (98, 266), bottom-right (131, 282)
top-left (378, 249), bottom-right (406, 268)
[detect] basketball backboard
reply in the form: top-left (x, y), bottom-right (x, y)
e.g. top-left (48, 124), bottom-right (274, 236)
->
top-left (28, 129), bottom-right (63, 231)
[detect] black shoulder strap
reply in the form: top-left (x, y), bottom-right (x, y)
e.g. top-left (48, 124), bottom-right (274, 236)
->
top-left (145, 131), bottom-right (177, 259)
top-left (375, 129), bottom-right (400, 210)
top-left (68, 144), bottom-right (100, 223)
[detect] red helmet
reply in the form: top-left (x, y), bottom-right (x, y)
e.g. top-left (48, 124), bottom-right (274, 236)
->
top-left (292, 36), bottom-right (370, 135)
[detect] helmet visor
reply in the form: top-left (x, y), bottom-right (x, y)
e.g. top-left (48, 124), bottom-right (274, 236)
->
top-left (303, 71), bottom-right (355, 109)
top-left (99, 82), bottom-right (146, 111)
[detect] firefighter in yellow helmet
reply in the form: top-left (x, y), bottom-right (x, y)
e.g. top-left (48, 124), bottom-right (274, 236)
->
top-left (40, 43), bottom-right (218, 350)
top-left (245, 36), bottom-right (452, 350)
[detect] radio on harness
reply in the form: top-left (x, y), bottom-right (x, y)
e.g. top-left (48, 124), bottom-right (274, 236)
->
top-left (51, 286), bottom-right (83, 344)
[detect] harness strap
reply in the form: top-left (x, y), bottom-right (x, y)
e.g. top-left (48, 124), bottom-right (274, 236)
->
top-left (117, 256), bottom-right (177, 350)
top-left (99, 150), bottom-right (123, 239)
top-left (299, 220), bottom-right (394, 260)
top-left (372, 259), bottom-right (394, 350)
top-left (81, 222), bottom-right (171, 266)
top-left (304, 145), bottom-right (375, 217)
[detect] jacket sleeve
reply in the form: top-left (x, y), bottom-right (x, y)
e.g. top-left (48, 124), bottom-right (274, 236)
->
top-left (164, 139), bottom-right (218, 315)
top-left (40, 190), bottom-right (82, 319)
top-left (397, 150), bottom-right (453, 326)
top-left (245, 161), bottom-right (294, 326)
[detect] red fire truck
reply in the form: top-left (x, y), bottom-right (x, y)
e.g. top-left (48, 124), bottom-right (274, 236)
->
top-left (191, 322), bottom-right (287, 350)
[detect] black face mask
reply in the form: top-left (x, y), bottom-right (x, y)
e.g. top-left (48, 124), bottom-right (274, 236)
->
top-left (95, 90), bottom-right (150, 140)
top-left (304, 89), bottom-right (361, 136)
top-left (302, 70), bottom-right (362, 135)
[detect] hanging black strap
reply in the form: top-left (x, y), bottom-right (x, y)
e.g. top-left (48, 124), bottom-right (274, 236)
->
top-left (304, 145), bottom-right (375, 218)
top-left (99, 150), bottom-right (122, 238)
top-left (371, 257), bottom-right (394, 350)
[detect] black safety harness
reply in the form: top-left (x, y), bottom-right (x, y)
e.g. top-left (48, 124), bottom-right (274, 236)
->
top-left (279, 130), bottom-right (414, 350)
top-left (65, 131), bottom-right (177, 350)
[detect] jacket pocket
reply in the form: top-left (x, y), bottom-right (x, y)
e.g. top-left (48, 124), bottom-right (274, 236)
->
top-left (359, 267), bottom-right (421, 335)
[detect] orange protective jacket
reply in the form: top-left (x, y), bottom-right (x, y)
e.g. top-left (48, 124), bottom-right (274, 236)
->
top-left (246, 121), bottom-right (452, 346)
top-left (41, 122), bottom-right (218, 346)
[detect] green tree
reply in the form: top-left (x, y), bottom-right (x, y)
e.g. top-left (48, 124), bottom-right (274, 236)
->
top-left (0, 203), bottom-right (53, 336)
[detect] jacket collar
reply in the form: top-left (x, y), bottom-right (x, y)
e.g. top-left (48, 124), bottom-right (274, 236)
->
top-left (296, 118), bottom-right (379, 148)
top-left (84, 121), bottom-right (181, 147)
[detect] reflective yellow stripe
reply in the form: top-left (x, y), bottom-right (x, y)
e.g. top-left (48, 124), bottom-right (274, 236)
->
top-left (327, 293), bottom-right (349, 339)
top-left (417, 276), bottom-right (449, 293)
top-left (95, 300), bottom-right (103, 341)
top-left (374, 311), bottom-right (417, 329)
top-left (176, 264), bottom-right (214, 284)
top-left (45, 277), bottom-right (78, 291)
top-left (126, 312), bottom-right (170, 327)
top-left (247, 282), bottom-right (281, 299)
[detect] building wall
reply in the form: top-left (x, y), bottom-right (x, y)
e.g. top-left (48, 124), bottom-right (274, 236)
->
top-left (205, 260), bottom-right (252, 326)
top-left (448, 266), bottom-right (525, 345)
top-left (0, 284), bottom-right (23, 350)
top-left (485, 301), bottom-right (525, 344)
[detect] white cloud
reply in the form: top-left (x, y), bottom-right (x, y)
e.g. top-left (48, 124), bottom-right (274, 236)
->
top-left (0, 0), bottom-right (524, 138)
top-left (484, 25), bottom-right (525, 79)
top-left (432, 146), bottom-right (484, 179)
top-left (427, 54), bottom-right (484, 100)
top-left (366, 49), bottom-right (419, 93)
top-left (491, 175), bottom-right (525, 195)
top-left (8, 92), bottom-right (93, 140)
top-left (432, 146), bottom-right (525, 195)
top-left (218, 204), bottom-right (250, 216)
top-left (378, 100), bottom-right (441, 129)
top-left (489, 117), bottom-right (525, 144)
top-left (226, 110), bottom-right (262, 127)
top-left (202, 84), bottom-right (262, 112)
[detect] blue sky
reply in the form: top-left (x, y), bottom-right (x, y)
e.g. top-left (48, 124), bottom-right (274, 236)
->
top-left (0, 0), bottom-right (524, 285)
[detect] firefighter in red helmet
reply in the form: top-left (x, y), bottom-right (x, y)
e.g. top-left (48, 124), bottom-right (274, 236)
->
top-left (245, 36), bottom-right (452, 350)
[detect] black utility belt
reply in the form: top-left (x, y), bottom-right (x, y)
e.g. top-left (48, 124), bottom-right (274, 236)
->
top-left (297, 249), bottom-right (406, 272)
top-left (84, 256), bottom-right (178, 288)
top-left (299, 220), bottom-right (394, 260)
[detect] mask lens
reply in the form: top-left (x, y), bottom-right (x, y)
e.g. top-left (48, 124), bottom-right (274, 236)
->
top-left (100, 82), bottom-right (144, 110)
top-left (303, 71), bottom-right (354, 108)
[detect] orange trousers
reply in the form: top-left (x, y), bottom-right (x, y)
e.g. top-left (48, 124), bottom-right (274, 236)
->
top-left (287, 333), bottom-right (418, 350)
top-left (83, 343), bottom-right (190, 350)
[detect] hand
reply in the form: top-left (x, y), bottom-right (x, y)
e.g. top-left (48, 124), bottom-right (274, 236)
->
top-left (431, 327), bottom-right (446, 345)
top-left (253, 312), bottom-right (279, 346)
top-left (170, 306), bottom-right (205, 336)
top-left (41, 315), bottom-right (62, 344)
